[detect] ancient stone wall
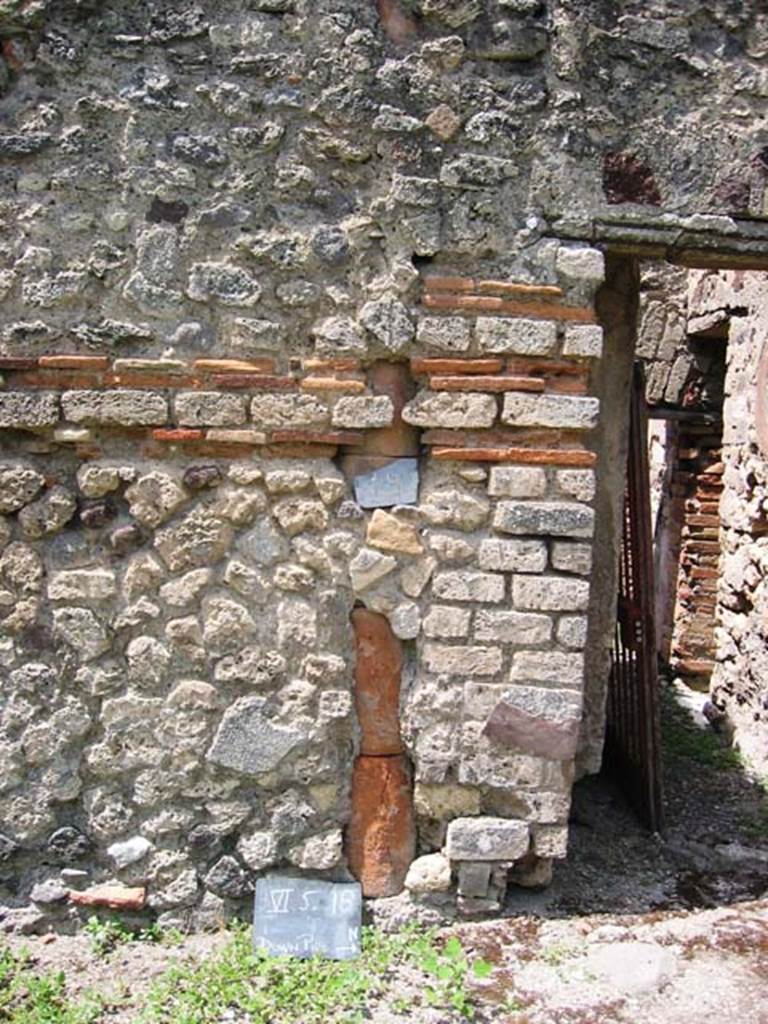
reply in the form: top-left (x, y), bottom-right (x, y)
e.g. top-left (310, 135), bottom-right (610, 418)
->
top-left (1, 0), bottom-right (768, 930)
top-left (702, 270), bottom-right (768, 778)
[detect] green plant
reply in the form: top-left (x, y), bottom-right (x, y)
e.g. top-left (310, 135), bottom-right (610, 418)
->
top-left (0, 944), bottom-right (103, 1023)
top-left (83, 915), bottom-right (133, 958)
top-left (661, 686), bottom-right (742, 770)
top-left (140, 921), bottom-right (492, 1024)
top-left (539, 940), bottom-right (583, 967)
top-left (83, 915), bottom-right (184, 958)
top-left (411, 933), bottom-right (493, 1019)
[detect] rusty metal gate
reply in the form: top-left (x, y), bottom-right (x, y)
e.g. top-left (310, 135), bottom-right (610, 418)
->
top-left (604, 363), bottom-right (664, 832)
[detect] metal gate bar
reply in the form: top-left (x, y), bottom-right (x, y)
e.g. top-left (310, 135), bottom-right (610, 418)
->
top-left (604, 363), bottom-right (664, 832)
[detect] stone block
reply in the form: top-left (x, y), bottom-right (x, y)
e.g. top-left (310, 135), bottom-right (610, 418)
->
top-left (366, 509), bottom-right (423, 554)
top-left (187, 261), bottom-right (261, 306)
top-left (428, 532), bottom-right (477, 563)
top-left (359, 295), bottom-right (414, 354)
top-left (206, 695), bottom-right (302, 774)
top-left (0, 464), bottom-right (45, 512)
top-left (126, 471), bottom-right (187, 528)
top-left (331, 395), bottom-right (394, 428)
top-left (401, 555), bottom-right (437, 597)
top-left (563, 324), bottom-right (603, 358)
top-left (488, 466), bottom-right (547, 498)
top-left (288, 829), bottom-right (344, 871)
top-left (457, 861), bottom-right (491, 898)
top-left (416, 316), bottom-right (471, 352)
top-left (404, 853), bottom-right (452, 893)
top-left (513, 575), bottom-right (590, 612)
top-left (432, 570), bottom-right (505, 603)
top-left (475, 318), bottom-right (557, 355)
top-left (250, 394), bottom-right (329, 429)
top-left (493, 501), bottom-right (594, 538)
top-left (421, 489), bottom-right (490, 531)
top-left (391, 174), bottom-right (441, 207)
top-left (350, 547), bottom-right (398, 591)
top-left (555, 245), bottom-right (604, 283)
top-left (557, 615), bottom-right (588, 648)
top-left (413, 783), bottom-right (481, 820)
top-left (501, 393), bottom-right (599, 430)
top-left (48, 569), bottom-right (116, 602)
top-left (556, 468), bottom-right (596, 502)
top-left (0, 392), bottom-right (59, 429)
top-left (446, 817), bottom-right (530, 861)
top-left (62, 390), bottom-right (168, 426)
top-left (532, 824), bottom-right (569, 859)
top-left (551, 541), bottom-right (593, 575)
top-left (19, 486), bottom-right (76, 538)
top-left (475, 609), bottom-right (552, 645)
top-left (423, 605), bottom-right (471, 639)
top-left (173, 392), bottom-right (247, 427)
top-left (478, 538), bottom-right (548, 573)
top-left (390, 601), bottom-right (421, 639)
top-left (509, 650), bottom-right (585, 686)
top-left (423, 642), bottom-right (503, 676)
top-left (484, 686), bottom-right (582, 759)
top-left (402, 391), bottom-right (497, 429)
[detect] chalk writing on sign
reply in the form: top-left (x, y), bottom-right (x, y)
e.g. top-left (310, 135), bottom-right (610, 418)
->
top-left (354, 457), bottom-right (419, 509)
top-left (253, 876), bottom-right (362, 961)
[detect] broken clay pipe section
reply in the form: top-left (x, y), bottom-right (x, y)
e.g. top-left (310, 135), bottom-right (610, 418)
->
top-left (351, 608), bottom-right (404, 756)
top-left (347, 754), bottom-right (416, 899)
top-left (347, 609), bottom-right (415, 897)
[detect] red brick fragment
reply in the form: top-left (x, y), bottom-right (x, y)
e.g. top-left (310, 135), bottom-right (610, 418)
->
top-left (209, 374), bottom-right (297, 390)
top-left (476, 280), bottom-right (564, 298)
top-left (347, 754), bottom-right (415, 898)
top-left (429, 375), bottom-right (546, 393)
top-left (153, 428), bottom-right (204, 442)
top-left (300, 377), bottom-right (367, 393)
top-left (0, 357), bottom-right (38, 370)
top-left (431, 447), bottom-right (597, 466)
top-left (194, 358), bottom-right (276, 373)
top-left (302, 357), bottom-right (361, 372)
top-left (39, 355), bottom-right (110, 370)
top-left (261, 443), bottom-right (338, 459)
top-left (352, 608), bottom-right (404, 757)
top-left (68, 885), bottom-right (146, 911)
top-left (423, 293), bottom-right (597, 323)
top-left (411, 358), bottom-right (504, 375)
top-left (13, 371), bottom-right (102, 388)
top-left (103, 373), bottom-right (204, 388)
top-left (271, 429), bottom-right (364, 446)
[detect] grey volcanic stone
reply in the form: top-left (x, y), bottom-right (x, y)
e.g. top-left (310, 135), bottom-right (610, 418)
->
top-left (446, 817), bottom-right (529, 861)
top-left (207, 696), bottom-right (302, 775)
top-left (493, 501), bottom-right (595, 538)
top-left (61, 390), bottom-right (168, 426)
top-left (205, 855), bottom-right (252, 898)
top-left (19, 486), bottom-right (77, 538)
top-left (0, 464), bottom-right (45, 513)
top-left (0, 392), bottom-right (59, 429)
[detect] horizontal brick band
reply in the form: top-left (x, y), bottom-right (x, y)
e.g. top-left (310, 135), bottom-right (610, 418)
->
top-left (411, 358), bottom-right (505, 375)
top-left (423, 293), bottom-right (597, 322)
top-left (422, 276), bottom-right (564, 299)
top-left (429, 375), bottom-right (546, 393)
top-left (432, 447), bottom-right (597, 466)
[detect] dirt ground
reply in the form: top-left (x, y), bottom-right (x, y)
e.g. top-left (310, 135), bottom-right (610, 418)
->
top-left (6, 688), bottom-right (768, 1023)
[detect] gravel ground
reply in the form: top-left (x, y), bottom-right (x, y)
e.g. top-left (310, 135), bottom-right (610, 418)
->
top-left (6, 688), bottom-right (768, 1023)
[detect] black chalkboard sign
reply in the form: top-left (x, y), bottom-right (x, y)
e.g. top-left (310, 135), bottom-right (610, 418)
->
top-left (253, 876), bottom-right (362, 960)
